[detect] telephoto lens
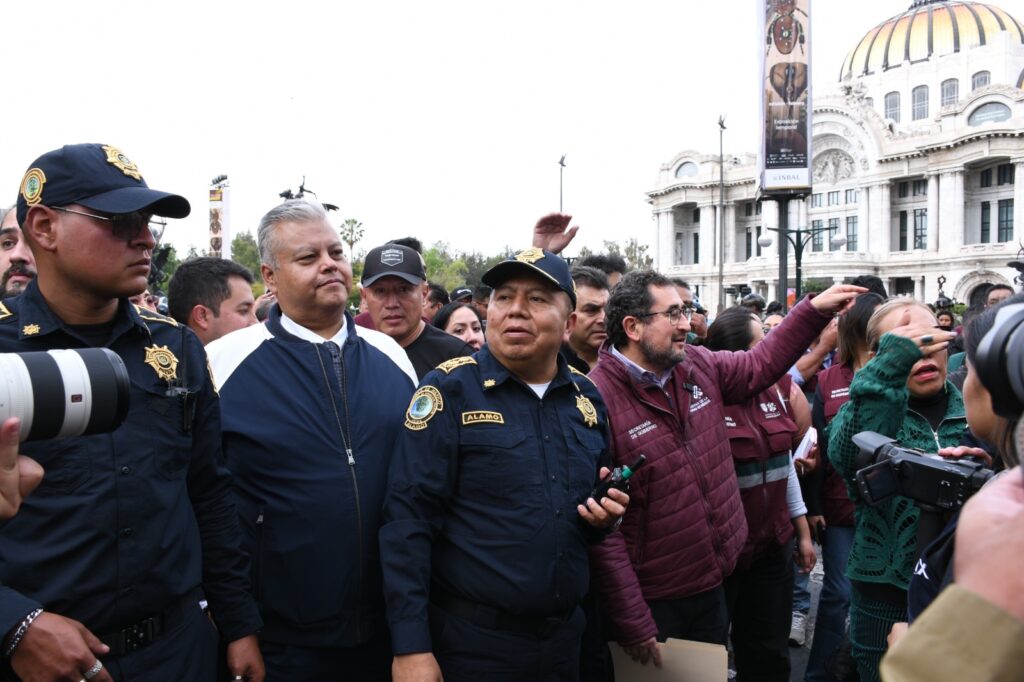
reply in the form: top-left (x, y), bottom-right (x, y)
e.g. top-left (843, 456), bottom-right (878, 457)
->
top-left (0, 348), bottom-right (130, 442)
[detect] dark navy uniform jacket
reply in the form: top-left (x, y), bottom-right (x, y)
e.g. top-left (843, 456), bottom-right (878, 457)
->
top-left (0, 281), bottom-right (261, 642)
top-left (380, 345), bottom-right (611, 655)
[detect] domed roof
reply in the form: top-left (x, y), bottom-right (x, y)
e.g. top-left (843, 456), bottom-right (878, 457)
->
top-left (840, 1), bottom-right (1024, 80)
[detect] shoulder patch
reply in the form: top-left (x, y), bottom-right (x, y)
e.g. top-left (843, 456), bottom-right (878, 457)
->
top-left (436, 356), bottom-right (476, 374)
top-left (405, 386), bottom-right (444, 431)
top-left (136, 306), bottom-right (178, 327)
top-left (0, 302), bottom-right (12, 322)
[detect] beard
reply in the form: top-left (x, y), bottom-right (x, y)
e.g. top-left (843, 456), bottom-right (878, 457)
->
top-left (639, 334), bottom-right (686, 372)
top-left (0, 264), bottom-right (35, 297)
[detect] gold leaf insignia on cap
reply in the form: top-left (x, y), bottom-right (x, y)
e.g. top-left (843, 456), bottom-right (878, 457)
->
top-left (515, 247), bottom-right (545, 264)
top-left (405, 386), bottom-right (444, 431)
top-left (21, 324), bottom-right (40, 336)
top-left (144, 345), bottom-right (178, 382)
top-left (20, 168), bottom-right (46, 206)
top-left (576, 394), bottom-right (598, 427)
top-left (102, 145), bottom-right (143, 181)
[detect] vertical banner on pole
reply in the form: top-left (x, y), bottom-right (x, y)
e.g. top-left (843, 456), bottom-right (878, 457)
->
top-left (209, 184), bottom-right (231, 259)
top-left (760, 0), bottom-right (812, 193)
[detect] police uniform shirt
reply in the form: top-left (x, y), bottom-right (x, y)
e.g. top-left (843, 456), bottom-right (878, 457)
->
top-left (0, 281), bottom-right (261, 642)
top-left (380, 345), bottom-right (611, 655)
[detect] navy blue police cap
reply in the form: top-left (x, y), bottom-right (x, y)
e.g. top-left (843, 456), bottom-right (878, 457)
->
top-left (17, 143), bottom-right (191, 225)
top-left (482, 247), bottom-right (577, 309)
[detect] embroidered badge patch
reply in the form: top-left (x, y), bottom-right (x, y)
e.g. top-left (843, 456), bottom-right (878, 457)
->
top-left (576, 394), bottom-right (598, 427)
top-left (461, 410), bottom-right (504, 425)
top-left (102, 145), bottom-right (143, 181)
top-left (144, 345), bottom-right (178, 382)
top-left (483, 379), bottom-right (496, 388)
top-left (20, 168), bottom-right (46, 206)
top-left (405, 386), bottom-right (443, 431)
top-left (21, 324), bottom-right (40, 336)
top-left (380, 248), bottom-right (404, 266)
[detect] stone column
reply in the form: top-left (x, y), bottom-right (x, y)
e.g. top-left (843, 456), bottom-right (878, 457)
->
top-left (873, 182), bottom-right (892, 253)
top-left (656, 210), bottom-right (675, 271)
top-left (760, 200), bottom-right (779, 259)
top-left (914, 276), bottom-right (924, 301)
top-left (1015, 161), bottom-right (1024, 243)
top-left (927, 173), bottom-right (940, 252)
top-left (940, 170), bottom-right (966, 251)
top-left (767, 281), bottom-right (777, 302)
top-left (699, 203), bottom-right (716, 268)
top-left (858, 185), bottom-right (870, 252)
top-left (724, 203), bottom-right (737, 263)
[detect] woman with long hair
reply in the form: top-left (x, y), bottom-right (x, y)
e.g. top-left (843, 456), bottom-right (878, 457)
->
top-left (705, 306), bottom-right (816, 681)
top-left (803, 292), bottom-right (883, 682)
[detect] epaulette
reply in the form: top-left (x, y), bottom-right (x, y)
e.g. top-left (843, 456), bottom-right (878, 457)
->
top-left (436, 356), bottom-right (477, 374)
top-left (0, 301), bottom-right (14, 323)
top-left (135, 305), bottom-right (178, 327)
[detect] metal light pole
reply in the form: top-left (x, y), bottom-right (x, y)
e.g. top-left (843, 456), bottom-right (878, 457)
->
top-left (558, 154), bottom-right (567, 212)
top-left (717, 116), bottom-right (727, 312)
top-left (759, 218), bottom-right (846, 310)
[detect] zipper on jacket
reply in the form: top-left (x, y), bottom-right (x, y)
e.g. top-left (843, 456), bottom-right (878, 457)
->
top-left (630, 386), bottom-right (726, 569)
top-left (315, 344), bottom-right (364, 642)
top-left (907, 409), bottom-right (943, 451)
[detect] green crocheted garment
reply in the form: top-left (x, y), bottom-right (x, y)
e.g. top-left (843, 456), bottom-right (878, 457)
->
top-left (828, 333), bottom-right (966, 589)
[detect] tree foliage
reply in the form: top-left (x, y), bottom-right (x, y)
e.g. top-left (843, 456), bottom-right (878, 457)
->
top-left (231, 232), bottom-right (262, 282)
top-left (339, 219), bottom-right (365, 260)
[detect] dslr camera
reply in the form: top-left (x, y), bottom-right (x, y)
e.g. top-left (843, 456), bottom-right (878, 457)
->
top-left (853, 431), bottom-right (993, 511)
top-left (0, 348), bottom-right (130, 442)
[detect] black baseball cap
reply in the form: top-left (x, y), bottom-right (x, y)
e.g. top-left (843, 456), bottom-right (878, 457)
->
top-left (482, 247), bottom-right (577, 308)
top-left (450, 287), bottom-right (473, 302)
top-left (16, 143), bottom-right (191, 225)
top-left (361, 244), bottom-right (426, 286)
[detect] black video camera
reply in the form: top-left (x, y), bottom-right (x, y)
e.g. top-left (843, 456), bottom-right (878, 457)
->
top-left (853, 431), bottom-right (993, 511)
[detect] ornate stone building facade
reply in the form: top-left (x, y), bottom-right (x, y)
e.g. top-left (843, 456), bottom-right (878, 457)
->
top-left (650, 0), bottom-right (1024, 308)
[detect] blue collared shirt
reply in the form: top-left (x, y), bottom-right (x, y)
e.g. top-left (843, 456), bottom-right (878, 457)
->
top-left (380, 346), bottom-right (610, 654)
top-left (610, 345), bottom-right (673, 388)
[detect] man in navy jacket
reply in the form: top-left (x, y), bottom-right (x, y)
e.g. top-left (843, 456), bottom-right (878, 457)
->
top-left (208, 199), bottom-right (416, 682)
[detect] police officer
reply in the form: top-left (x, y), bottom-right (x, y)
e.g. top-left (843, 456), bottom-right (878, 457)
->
top-left (0, 144), bottom-right (263, 681)
top-left (381, 248), bottom-right (628, 682)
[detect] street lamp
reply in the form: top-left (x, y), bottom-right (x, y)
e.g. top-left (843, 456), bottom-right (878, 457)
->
top-left (717, 116), bottom-right (727, 312)
top-left (758, 225), bottom-right (846, 305)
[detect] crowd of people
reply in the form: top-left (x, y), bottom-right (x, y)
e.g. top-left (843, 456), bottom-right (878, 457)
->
top-left (0, 143), bottom-right (1022, 682)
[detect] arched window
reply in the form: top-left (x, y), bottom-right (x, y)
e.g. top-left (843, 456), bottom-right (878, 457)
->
top-left (972, 71), bottom-right (991, 90)
top-left (885, 91), bottom-right (901, 123)
top-left (940, 79), bottom-right (959, 107)
top-left (674, 161), bottom-right (699, 179)
top-left (912, 86), bottom-right (929, 120)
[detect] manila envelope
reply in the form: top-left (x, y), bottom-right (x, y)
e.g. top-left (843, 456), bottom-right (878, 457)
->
top-left (611, 638), bottom-right (728, 681)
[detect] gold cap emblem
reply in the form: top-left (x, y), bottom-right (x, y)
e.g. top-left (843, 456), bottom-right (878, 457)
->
top-left (576, 394), bottom-right (598, 427)
top-left (515, 247), bottom-right (545, 264)
top-left (20, 168), bottom-right (46, 206)
top-left (102, 145), bottom-right (143, 181)
top-left (144, 345), bottom-right (178, 381)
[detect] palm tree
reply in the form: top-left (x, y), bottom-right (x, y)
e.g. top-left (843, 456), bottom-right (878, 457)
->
top-left (339, 219), bottom-right (364, 259)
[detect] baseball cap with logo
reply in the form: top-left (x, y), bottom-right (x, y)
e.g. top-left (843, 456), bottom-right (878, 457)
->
top-left (450, 287), bottom-right (473, 302)
top-left (16, 143), bottom-right (191, 225)
top-left (361, 244), bottom-right (427, 287)
top-left (482, 247), bottom-right (577, 308)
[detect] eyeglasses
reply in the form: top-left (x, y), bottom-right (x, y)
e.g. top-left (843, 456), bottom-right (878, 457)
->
top-left (636, 306), bottom-right (691, 325)
top-left (51, 206), bottom-right (159, 242)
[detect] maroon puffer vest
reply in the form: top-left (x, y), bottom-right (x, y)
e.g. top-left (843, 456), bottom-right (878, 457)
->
top-left (817, 363), bottom-right (856, 526)
top-left (725, 375), bottom-right (798, 569)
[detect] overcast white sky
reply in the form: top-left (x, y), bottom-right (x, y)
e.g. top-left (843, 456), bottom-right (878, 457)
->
top-left (4, 0), bottom-right (1022, 260)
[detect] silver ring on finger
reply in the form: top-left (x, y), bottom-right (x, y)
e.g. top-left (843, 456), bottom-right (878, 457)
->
top-left (83, 659), bottom-right (104, 680)
top-left (920, 334), bottom-right (934, 345)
